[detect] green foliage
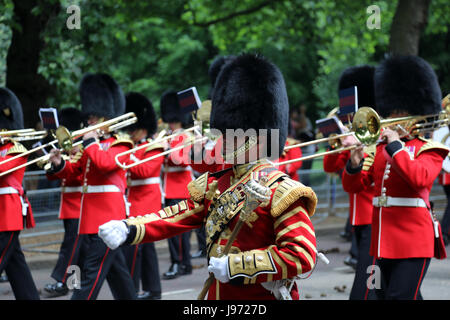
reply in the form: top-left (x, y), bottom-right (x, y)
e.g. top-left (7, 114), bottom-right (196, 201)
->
top-left (0, 0), bottom-right (448, 125)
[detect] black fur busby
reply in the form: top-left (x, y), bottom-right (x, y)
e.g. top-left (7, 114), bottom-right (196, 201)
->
top-left (208, 55), bottom-right (236, 99)
top-left (338, 65), bottom-right (375, 108)
top-left (0, 87), bottom-right (24, 130)
top-left (374, 55), bottom-right (442, 118)
top-left (160, 90), bottom-right (191, 126)
top-left (125, 92), bottom-right (157, 135)
top-left (79, 73), bottom-right (125, 119)
top-left (210, 53), bottom-right (289, 158)
top-left (58, 107), bottom-right (84, 132)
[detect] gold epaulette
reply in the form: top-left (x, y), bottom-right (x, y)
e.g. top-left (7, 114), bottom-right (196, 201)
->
top-left (145, 138), bottom-right (164, 153)
top-left (417, 137), bottom-right (450, 156)
top-left (362, 144), bottom-right (376, 171)
top-left (112, 133), bottom-right (134, 148)
top-left (69, 150), bottom-right (84, 163)
top-left (187, 172), bottom-right (209, 202)
top-left (6, 141), bottom-right (27, 155)
top-left (285, 137), bottom-right (298, 146)
top-left (270, 177), bottom-right (317, 218)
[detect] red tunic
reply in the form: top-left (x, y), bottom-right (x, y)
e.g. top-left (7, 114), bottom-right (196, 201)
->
top-left (323, 149), bottom-right (374, 226)
top-left (50, 136), bottom-right (132, 234)
top-left (0, 142), bottom-right (34, 231)
top-left (342, 138), bottom-right (449, 258)
top-left (127, 142), bottom-right (164, 216)
top-left (162, 130), bottom-right (194, 199)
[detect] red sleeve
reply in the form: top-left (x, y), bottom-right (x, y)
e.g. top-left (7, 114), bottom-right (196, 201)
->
top-left (323, 149), bottom-right (350, 173)
top-left (129, 148), bottom-right (164, 178)
top-left (390, 148), bottom-right (448, 189)
top-left (342, 161), bottom-right (374, 194)
top-left (84, 143), bottom-right (130, 172)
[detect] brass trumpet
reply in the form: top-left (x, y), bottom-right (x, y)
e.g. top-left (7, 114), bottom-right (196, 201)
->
top-left (0, 112), bottom-right (137, 176)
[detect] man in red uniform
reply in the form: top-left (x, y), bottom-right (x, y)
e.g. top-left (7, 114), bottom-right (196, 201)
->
top-left (0, 87), bottom-right (39, 300)
top-left (159, 90), bottom-right (195, 279)
top-left (99, 53), bottom-right (318, 300)
top-left (323, 65), bottom-right (376, 300)
top-left (47, 74), bottom-right (136, 300)
top-left (342, 56), bottom-right (449, 300)
top-left (43, 107), bottom-right (85, 298)
top-left (121, 92), bottom-right (163, 300)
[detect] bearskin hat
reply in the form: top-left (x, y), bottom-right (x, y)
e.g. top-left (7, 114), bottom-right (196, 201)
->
top-left (0, 87), bottom-right (24, 130)
top-left (338, 65), bottom-right (375, 109)
top-left (208, 55), bottom-right (236, 99)
top-left (58, 107), bottom-right (84, 132)
top-left (125, 92), bottom-right (157, 135)
top-left (210, 53), bottom-right (289, 158)
top-left (374, 55), bottom-right (442, 118)
top-left (160, 90), bottom-right (192, 126)
top-left (79, 73), bottom-right (125, 119)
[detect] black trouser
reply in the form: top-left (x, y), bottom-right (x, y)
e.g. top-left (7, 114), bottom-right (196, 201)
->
top-left (349, 224), bottom-right (376, 300)
top-left (71, 234), bottom-right (136, 300)
top-left (122, 243), bottom-right (161, 294)
top-left (141, 242), bottom-right (161, 293)
top-left (165, 198), bottom-right (191, 268)
top-left (442, 185), bottom-right (450, 237)
top-left (0, 231), bottom-right (40, 300)
top-left (51, 219), bottom-right (82, 283)
top-left (375, 258), bottom-right (431, 300)
top-left (194, 226), bottom-right (206, 254)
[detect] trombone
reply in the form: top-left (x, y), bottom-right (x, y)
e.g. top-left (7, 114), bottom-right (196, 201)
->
top-left (275, 105), bottom-right (450, 167)
top-left (114, 125), bottom-right (207, 170)
top-left (0, 112), bottom-right (137, 176)
top-left (0, 128), bottom-right (48, 142)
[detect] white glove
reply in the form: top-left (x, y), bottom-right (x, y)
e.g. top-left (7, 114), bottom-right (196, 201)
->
top-left (208, 256), bottom-right (230, 283)
top-left (98, 220), bottom-right (129, 250)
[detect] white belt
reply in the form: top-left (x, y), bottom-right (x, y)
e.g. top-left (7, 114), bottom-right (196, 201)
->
top-left (129, 177), bottom-right (161, 187)
top-left (0, 187), bottom-right (19, 195)
top-left (61, 186), bottom-right (83, 193)
top-left (164, 166), bottom-right (192, 173)
top-left (82, 185), bottom-right (121, 194)
top-left (0, 187), bottom-right (28, 216)
top-left (373, 196), bottom-right (427, 208)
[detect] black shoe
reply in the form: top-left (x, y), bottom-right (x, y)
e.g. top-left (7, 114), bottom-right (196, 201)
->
top-left (0, 274), bottom-right (8, 283)
top-left (42, 282), bottom-right (69, 298)
top-left (137, 291), bottom-right (162, 300)
top-left (162, 263), bottom-right (179, 280)
top-left (343, 256), bottom-right (358, 270)
top-left (191, 250), bottom-right (206, 259)
top-left (179, 264), bottom-right (192, 276)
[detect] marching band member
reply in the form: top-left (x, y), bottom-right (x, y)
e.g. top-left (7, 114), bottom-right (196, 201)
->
top-left (159, 90), bottom-right (195, 280)
top-left (0, 87), bottom-right (39, 300)
top-left (99, 53), bottom-right (318, 300)
top-left (323, 65), bottom-right (376, 300)
top-left (43, 107), bottom-right (85, 298)
top-left (342, 56), bottom-right (449, 300)
top-left (47, 74), bottom-right (136, 300)
top-left (122, 92), bottom-right (163, 300)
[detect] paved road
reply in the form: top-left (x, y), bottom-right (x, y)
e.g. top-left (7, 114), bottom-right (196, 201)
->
top-left (1, 225), bottom-right (449, 301)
